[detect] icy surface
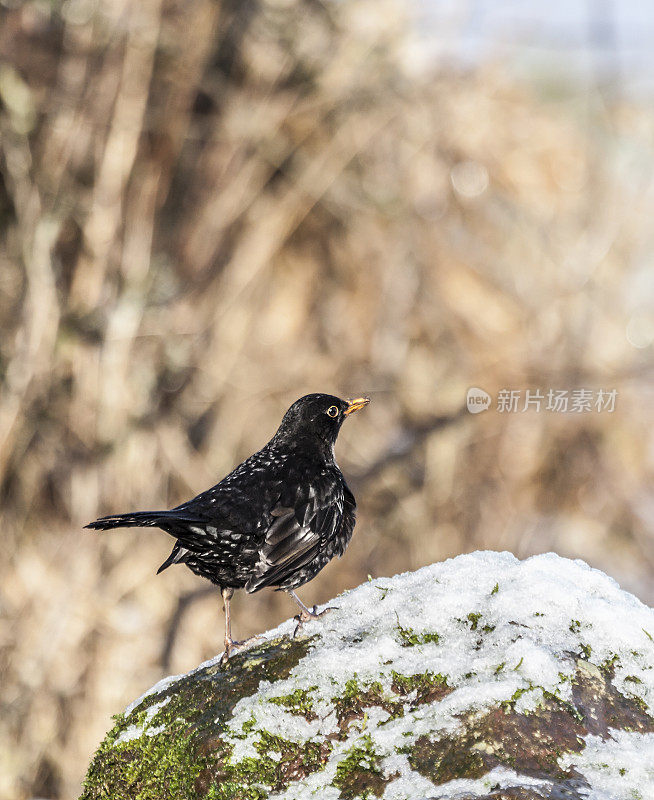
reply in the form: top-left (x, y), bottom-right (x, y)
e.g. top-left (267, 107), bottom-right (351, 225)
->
top-left (123, 551), bottom-right (654, 797)
top-left (559, 730), bottom-right (654, 800)
top-left (394, 766), bottom-right (557, 799)
top-left (125, 673), bottom-right (183, 717)
top-left (115, 696), bottom-right (172, 744)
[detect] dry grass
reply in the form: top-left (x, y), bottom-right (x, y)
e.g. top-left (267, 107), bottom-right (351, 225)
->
top-left (1, 0), bottom-right (654, 798)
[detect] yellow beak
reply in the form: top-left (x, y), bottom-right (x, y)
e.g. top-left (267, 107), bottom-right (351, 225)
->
top-left (344, 397), bottom-right (370, 416)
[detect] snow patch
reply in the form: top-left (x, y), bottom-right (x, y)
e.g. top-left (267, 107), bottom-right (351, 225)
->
top-left (559, 729), bottom-right (654, 800)
top-left (116, 695), bottom-right (172, 744)
top-left (120, 551), bottom-right (654, 796)
top-left (221, 551), bottom-right (654, 797)
top-left (394, 765), bottom-right (556, 799)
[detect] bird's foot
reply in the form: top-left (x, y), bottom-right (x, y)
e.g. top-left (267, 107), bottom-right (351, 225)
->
top-left (293, 605), bottom-right (338, 637)
top-left (220, 635), bottom-right (262, 664)
top-left (296, 603), bottom-right (335, 622)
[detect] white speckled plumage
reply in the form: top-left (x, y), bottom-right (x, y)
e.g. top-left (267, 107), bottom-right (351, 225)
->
top-left (86, 394), bottom-right (368, 649)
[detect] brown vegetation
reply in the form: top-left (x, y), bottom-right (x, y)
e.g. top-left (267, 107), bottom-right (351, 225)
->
top-left (1, 0), bottom-right (653, 798)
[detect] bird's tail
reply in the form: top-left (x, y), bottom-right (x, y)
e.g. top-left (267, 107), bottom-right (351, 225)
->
top-left (85, 510), bottom-right (179, 531)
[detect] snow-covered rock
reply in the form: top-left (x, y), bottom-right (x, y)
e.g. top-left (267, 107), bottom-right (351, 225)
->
top-left (80, 552), bottom-right (654, 800)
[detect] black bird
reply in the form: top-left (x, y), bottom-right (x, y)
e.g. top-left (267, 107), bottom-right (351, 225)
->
top-left (86, 393), bottom-right (369, 657)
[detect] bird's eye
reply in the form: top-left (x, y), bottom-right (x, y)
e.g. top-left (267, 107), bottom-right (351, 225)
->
top-left (326, 405), bottom-right (339, 417)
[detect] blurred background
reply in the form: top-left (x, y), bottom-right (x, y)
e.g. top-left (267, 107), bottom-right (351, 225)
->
top-left (1, 0), bottom-right (653, 797)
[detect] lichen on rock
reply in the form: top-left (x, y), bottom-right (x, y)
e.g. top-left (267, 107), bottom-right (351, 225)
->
top-left (80, 552), bottom-right (654, 800)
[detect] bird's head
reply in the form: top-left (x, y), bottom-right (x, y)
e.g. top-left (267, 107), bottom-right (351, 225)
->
top-left (274, 393), bottom-right (370, 450)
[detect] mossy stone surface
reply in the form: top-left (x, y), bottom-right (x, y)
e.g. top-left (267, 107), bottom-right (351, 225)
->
top-left (81, 645), bottom-right (654, 800)
top-left (80, 555), bottom-right (654, 800)
top-left (81, 636), bottom-right (314, 800)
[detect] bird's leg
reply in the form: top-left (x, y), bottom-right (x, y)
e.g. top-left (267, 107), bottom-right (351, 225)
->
top-left (287, 590), bottom-right (336, 636)
top-left (288, 589), bottom-right (322, 621)
top-left (220, 587), bottom-right (261, 663)
top-left (221, 587), bottom-right (244, 661)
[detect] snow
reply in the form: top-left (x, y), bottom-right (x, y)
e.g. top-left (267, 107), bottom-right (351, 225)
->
top-left (397, 765), bottom-right (558, 799)
top-left (560, 730), bottom-right (654, 800)
top-left (125, 674), bottom-right (183, 717)
top-left (123, 551), bottom-right (654, 797)
top-left (115, 695), bottom-right (172, 744)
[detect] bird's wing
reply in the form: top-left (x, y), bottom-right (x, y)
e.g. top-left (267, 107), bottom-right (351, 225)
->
top-left (334, 479), bottom-right (357, 557)
top-left (245, 478), bottom-right (344, 593)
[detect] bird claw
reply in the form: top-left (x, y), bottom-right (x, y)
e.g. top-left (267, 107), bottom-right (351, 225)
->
top-left (220, 635), bottom-right (262, 664)
top-left (293, 605), bottom-right (338, 637)
top-left (220, 640), bottom-right (245, 664)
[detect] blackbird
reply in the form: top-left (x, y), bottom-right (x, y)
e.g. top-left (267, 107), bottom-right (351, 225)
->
top-left (86, 393), bottom-right (369, 657)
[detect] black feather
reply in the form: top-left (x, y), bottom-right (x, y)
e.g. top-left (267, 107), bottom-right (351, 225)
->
top-left (85, 509), bottom-right (205, 531)
top-left (157, 543), bottom-right (190, 574)
top-left (85, 393), bottom-right (363, 595)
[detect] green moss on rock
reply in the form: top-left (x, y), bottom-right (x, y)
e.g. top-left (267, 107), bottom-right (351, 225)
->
top-left (80, 556), bottom-right (654, 800)
top-left (268, 686), bottom-right (318, 719)
top-left (82, 641), bottom-right (654, 800)
top-left (207, 731), bottom-right (332, 800)
top-left (81, 636), bottom-right (314, 800)
top-left (408, 663), bottom-right (654, 791)
top-left (334, 675), bottom-right (404, 732)
top-left (333, 734), bottom-right (387, 799)
top-left (81, 712), bottom-right (212, 800)
top-left (395, 618), bottom-right (440, 646)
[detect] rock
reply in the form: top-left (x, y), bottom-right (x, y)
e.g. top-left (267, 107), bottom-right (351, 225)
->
top-left (80, 552), bottom-right (654, 800)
